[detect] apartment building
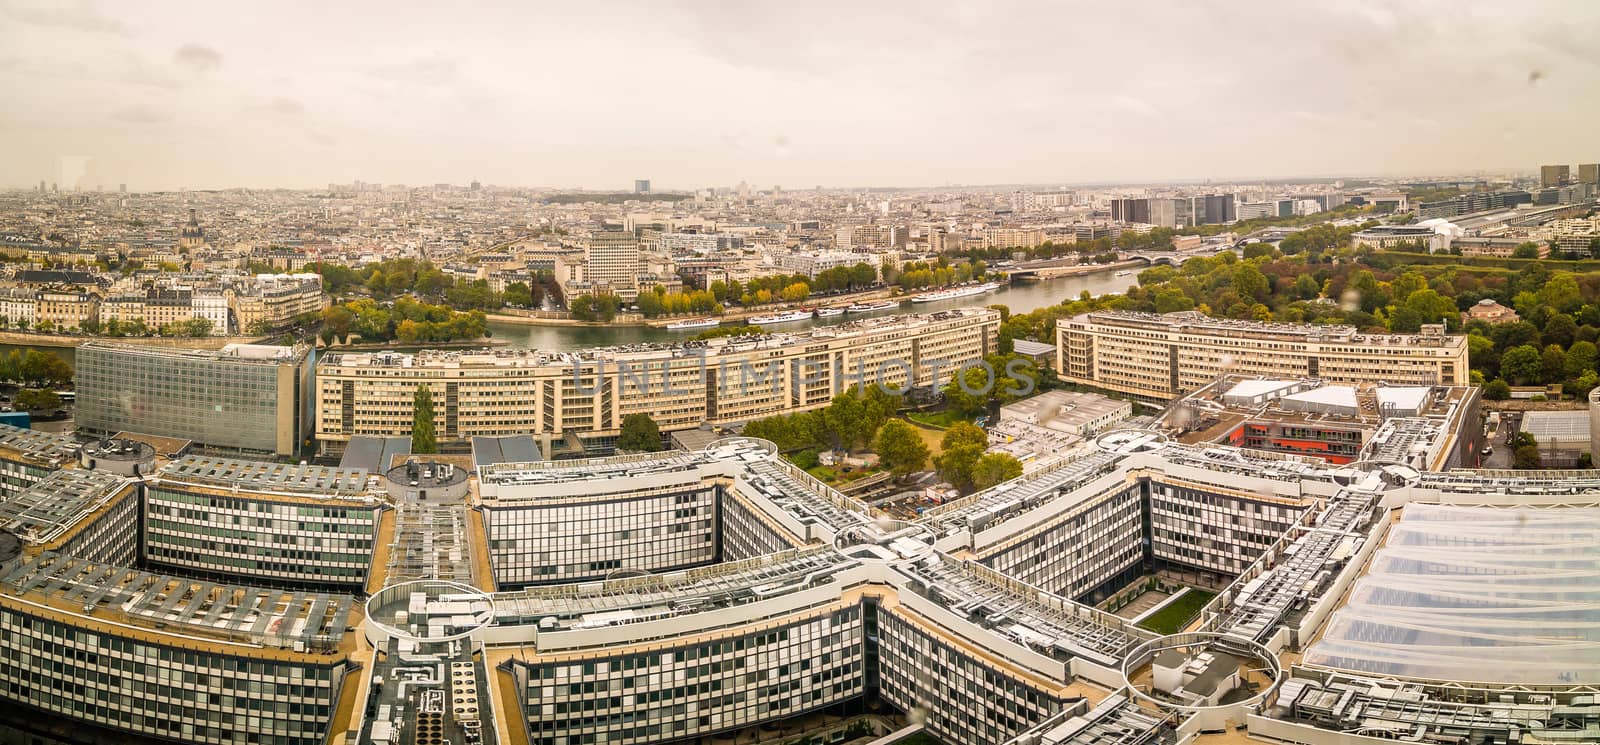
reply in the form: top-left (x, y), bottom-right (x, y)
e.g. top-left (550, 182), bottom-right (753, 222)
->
top-left (583, 230), bottom-right (642, 295)
top-left (314, 308), bottom-right (999, 454)
top-left (1055, 311), bottom-right (1469, 403)
top-left (0, 287), bottom-right (35, 328)
top-left (34, 288), bottom-right (99, 330)
top-left (75, 342), bottom-right (315, 457)
top-left (231, 273), bottom-right (327, 331)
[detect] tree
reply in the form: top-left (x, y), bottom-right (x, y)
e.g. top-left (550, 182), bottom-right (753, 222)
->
top-left (821, 392), bottom-right (869, 453)
top-left (1511, 242), bottom-right (1542, 259)
top-left (941, 421), bottom-right (987, 452)
top-left (1566, 340), bottom-right (1599, 379)
top-left (934, 443), bottom-right (985, 493)
top-left (970, 453), bottom-right (1024, 490)
top-left (503, 282), bottom-right (534, 308)
top-left (942, 365), bottom-right (994, 416)
top-left (873, 420), bottom-right (930, 480)
top-left (1482, 379), bottom-right (1511, 400)
top-left (412, 385), bottom-right (438, 454)
top-left (1513, 443), bottom-right (1542, 469)
top-left (617, 413), bottom-right (663, 452)
top-left (1540, 344), bottom-right (1568, 384)
top-left (14, 388), bottom-right (60, 412)
top-left (1500, 344), bottom-right (1543, 385)
top-left (1539, 272), bottom-right (1583, 314)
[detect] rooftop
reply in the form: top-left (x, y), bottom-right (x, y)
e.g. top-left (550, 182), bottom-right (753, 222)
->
top-left (0, 469), bottom-right (130, 546)
top-left (1, 551), bottom-right (354, 653)
top-left (79, 340), bottom-right (310, 363)
top-left (1303, 503), bottom-right (1600, 685)
top-left (157, 455), bottom-right (371, 497)
top-left (320, 308), bottom-right (998, 369)
top-left (0, 422), bottom-right (79, 466)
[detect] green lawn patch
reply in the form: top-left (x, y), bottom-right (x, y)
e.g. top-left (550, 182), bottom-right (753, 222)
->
top-left (1136, 588), bottom-right (1217, 635)
top-left (907, 409), bottom-right (965, 429)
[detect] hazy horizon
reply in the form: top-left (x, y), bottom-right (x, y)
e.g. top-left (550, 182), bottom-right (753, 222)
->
top-left (4, 0), bottom-right (1598, 192)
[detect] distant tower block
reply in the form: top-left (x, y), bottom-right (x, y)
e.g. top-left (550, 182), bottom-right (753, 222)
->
top-left (634, 179), bottom-right (650, 194)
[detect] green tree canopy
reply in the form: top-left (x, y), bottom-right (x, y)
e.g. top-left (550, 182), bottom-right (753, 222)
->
top-left (970, 453), bottom-right (1024, 490)
top-left (14, 388), bottom-right (60, 412)
top-left (934, 443), bottom-right (985, 493)
top-left (1500, 345), bottom-right (1543, 385)
top-left (941, 421), bottom-right (988, 452)
top-left (617, 413), bottom-right (663, 452)
top-left (873, 420), bottom-right (930, 480)
top-left (412, 385), bottom-right (438, 454)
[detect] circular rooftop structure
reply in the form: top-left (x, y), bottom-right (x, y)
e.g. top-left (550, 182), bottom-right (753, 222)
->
top-left (79, 438), bottom-right (156, 476)
top-left (1331, 459), bottom-right (1421, 489)
top-left (384, 459), bottom-right (469, 500)
top-left (703, 436), bottom-right (778, 459)
top-left (833, 518), bottom-right (936, 564)
top-left (365, 580), bottom-right (496, 644)
top-left (1095, 428), bottom-right (1169, 454)
top-left (1121, 631), bottom-right (1282, 725)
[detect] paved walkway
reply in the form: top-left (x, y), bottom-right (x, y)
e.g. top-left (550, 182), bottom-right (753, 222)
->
top-left (1113, 589), bottom-right (1170, 619)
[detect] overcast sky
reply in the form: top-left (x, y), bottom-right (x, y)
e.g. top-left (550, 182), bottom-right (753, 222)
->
top-left (3, 0), bottom-right (1598, 191)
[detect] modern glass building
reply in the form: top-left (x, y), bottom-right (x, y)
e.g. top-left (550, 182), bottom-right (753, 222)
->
top-left (74, 342), bottom-right (314, 457)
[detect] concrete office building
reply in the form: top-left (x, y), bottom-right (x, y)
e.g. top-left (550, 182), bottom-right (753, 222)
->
top-left (1, 407), bottom-right (1597, 745)
top-left (313, 309), bottom-right (999, 455)
top-left (577, 230), bottom-right (643, 298)
top-left (78, 342), bottom-right (316, 457)
top-left (142, 456), bottom-right (388, 590)
top-left (1055, 311), bottom-right (1470, 404)
top-left (1541, 163), bottom-right (1570, 187)
top-left (76, 342), bottom-right (315, 457)
top-left (1580, 163), bottom-right (1600, 186)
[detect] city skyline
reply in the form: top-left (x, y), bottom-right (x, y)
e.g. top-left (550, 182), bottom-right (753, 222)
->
top-left (4, 0), bottom-right (1599, 191)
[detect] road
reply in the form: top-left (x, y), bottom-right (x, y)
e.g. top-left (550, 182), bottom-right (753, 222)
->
top-left (1478, 411), bottom-right (1519, 469)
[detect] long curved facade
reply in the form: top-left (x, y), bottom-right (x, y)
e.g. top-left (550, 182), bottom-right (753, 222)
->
top-left (1, 413), bottom-right (1597, 745)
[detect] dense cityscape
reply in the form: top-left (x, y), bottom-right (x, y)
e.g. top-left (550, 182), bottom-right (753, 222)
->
top-left (3, 3), bottom-right (1599, 745)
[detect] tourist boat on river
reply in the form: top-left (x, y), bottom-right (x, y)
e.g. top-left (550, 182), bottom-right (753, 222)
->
top-left (846, 300), bottom-right (899, 313)
top-left (748, 310), bottom-right (814, 325)
top-left (665, 318), bottom-right (720, 330)
top-left (910, 282), bottom-right (1001, 303)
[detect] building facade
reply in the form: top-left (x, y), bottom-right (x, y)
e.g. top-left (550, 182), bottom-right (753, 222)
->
top-left (1055, 311), bottom-right (1470, 403)
top-left (75, 342), bottom-right (315, 456)
top-left (314, 309), bottom-right (999, 454)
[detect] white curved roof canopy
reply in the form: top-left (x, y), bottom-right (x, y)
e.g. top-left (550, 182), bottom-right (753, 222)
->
top-left (1304, 503), bottom-right (1600, 685)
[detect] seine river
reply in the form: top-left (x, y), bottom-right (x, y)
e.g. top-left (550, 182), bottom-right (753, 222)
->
top-left (0, 270), bottom-right (1138, 363)
top-left (487, 269), bottom-right (1138, 351)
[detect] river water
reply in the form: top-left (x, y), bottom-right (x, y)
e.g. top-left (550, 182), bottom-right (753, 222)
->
top-left (0, 271), bottom-right (1139, 362)
top-left (487, 269), bottom-right (1138, 351)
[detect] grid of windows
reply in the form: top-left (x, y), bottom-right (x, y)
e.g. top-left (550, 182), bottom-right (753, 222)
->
top-left (877, 608), bottom-right (1066, 745)
top-left (1148, 482), bottom-right (1307, 577)
top-left (483, 487), bottom-right (719, 587)
top-left (511, 605), bottom-right (865, 745)
top-left (142, 486), bottom-right (378, 588)
top-left (981, 485), bottom-right (1144, 602)
top-left (75, 345), bottom-right (307, 455)
top-left (719, 489), bottom-right (802, 561)
top-left (52, 487), bottom-right (140, 567)
top-left (0, 605), bottom-right (344, 745)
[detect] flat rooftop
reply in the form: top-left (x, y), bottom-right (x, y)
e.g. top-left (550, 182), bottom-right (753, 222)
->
top-left (0, 469), bottom-right (130, 546)
top-left (158, 455), bottom-right (371, 497)
top-left (1302, 502), bottom-right (1600, 685)
top-left (1, 551), bottom-right (354, 653)
top-left (79, 340), bottom-right (309, 364)
top-left (0, 422), bottom-right (78, 466)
